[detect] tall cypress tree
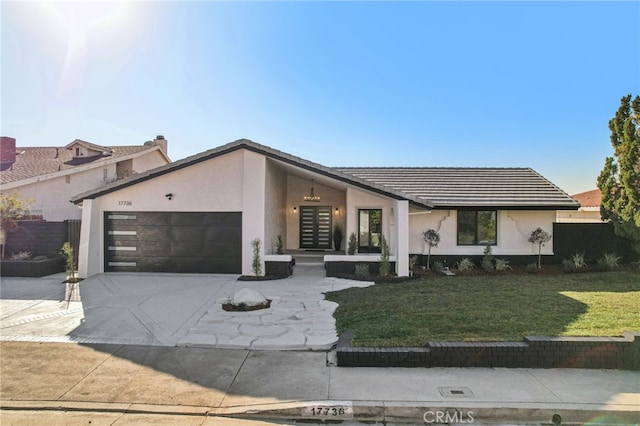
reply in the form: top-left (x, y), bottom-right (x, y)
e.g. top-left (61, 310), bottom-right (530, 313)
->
top-left (597, 94), bottom-right (640, 255)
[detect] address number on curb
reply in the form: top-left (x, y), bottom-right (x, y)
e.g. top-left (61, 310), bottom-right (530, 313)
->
top-left (302, 404), bottom-right (353, 418)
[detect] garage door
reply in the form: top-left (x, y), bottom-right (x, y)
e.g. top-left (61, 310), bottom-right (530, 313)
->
top-left (104, 212), bottom-right (242, 273)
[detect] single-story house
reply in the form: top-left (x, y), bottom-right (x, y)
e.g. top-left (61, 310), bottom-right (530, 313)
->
top-left (0, 136), bottom-right (171, 221)
top-left (557, 189), bottom-right (604, 223)
top-left (70, 139), bottom-right (579, 278)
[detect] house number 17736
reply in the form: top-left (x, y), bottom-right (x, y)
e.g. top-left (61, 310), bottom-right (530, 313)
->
top-left (118, 201), bottom-right (132, 206)
top-left (303, 405), bottom-right (353, 418)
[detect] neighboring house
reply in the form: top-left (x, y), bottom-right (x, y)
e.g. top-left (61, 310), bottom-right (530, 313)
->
top-left (71, 139), bottom-right (578, 278)
top-left (557, 189), bottom-right (604, 223)
top-left (0, 136), bottom-right (171, 221)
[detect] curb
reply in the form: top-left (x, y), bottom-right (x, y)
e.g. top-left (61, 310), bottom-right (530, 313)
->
top-left (3, 400), bottom-right (639, 425)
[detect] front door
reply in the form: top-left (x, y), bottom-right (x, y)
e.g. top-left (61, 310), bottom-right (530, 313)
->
top-left (299, 206), bottom-right (332, 249)
top-left (358, 209), bottom-right (382, 253)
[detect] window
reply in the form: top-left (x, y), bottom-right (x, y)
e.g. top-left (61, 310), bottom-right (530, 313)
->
top-left (358, 209), bottom-right (382, 253)
top-left (457, 210), bottom-right (497, 245)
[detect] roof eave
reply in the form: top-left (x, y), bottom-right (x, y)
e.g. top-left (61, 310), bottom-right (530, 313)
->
top-left (72, 140), bottom-right (434, 209)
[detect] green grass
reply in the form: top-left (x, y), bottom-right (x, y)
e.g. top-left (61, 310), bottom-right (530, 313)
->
top-left (325, 271), bottom-right (640, 347)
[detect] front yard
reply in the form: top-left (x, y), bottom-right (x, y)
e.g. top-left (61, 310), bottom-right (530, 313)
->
top-left (325, 270), bottom-right (640, 347)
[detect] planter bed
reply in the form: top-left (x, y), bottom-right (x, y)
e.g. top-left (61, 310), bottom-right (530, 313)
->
top-left (0, 256), bottom-right (65, 277)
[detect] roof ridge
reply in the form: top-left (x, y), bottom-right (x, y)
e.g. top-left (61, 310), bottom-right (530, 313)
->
top-left (335, 166), bottom-right (531, 170)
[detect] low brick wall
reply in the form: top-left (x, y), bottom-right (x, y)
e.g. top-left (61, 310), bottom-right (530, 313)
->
top-left (337, 332), bottom-right (640, 370)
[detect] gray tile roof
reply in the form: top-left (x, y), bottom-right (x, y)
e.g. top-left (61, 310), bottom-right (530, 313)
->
top-left (69, 139), bottom-right (578, 210)
top-left (335, 167), bottom-right (579, 209)
top-left (1, 144), bottom-right (156, 184)
top-left (70, 139), bottom-right (433, 208)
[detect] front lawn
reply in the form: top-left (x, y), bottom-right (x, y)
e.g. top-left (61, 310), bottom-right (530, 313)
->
top-left (325, 270), bottom-right (640, 347)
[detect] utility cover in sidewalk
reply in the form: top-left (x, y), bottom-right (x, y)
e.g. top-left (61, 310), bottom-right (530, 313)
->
top-left (439, 386), bottom-right (473, 397)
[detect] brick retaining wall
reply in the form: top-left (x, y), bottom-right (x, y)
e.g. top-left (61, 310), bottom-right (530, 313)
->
top-left (337, 332), bottom-right (640, 370)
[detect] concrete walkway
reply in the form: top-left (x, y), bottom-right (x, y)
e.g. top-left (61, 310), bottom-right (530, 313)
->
top-left (0, 265), bottom-right (372, 350)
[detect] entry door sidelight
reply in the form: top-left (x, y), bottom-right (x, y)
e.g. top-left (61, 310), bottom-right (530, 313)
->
top-left (299, 206), bottom-right (332, 249)
top-left (358, 209), bottom-right (382, 253)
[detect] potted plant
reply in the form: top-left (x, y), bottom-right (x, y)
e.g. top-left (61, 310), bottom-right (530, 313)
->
top-left (333, 224), bottom-right (344, 252)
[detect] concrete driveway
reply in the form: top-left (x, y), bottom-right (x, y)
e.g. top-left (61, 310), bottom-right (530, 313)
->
top-left (0, 265), bottom-right (372, 350)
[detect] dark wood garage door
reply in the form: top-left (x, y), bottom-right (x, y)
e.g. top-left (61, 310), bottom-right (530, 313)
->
top-left (104, 212), bottom-right (242, 273)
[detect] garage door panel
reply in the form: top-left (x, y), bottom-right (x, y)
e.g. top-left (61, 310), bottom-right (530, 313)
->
top-left (105, 212), bottom-right (241, 273)
top-left (134, 213), bottom-right (172, 225)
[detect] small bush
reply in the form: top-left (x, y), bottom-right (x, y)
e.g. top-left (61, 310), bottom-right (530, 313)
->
top-left (355, 263), bottom-right (369, 276)
top-left (456, 258), bottom-right (475, 272)
top-left (347, 232), bottom-right (357, 255)
top-left (494, 258), bottom-right (512, 271)
top-left (274, 235), bottom-right (284, 255)
top-left (9, 251), bottom-right (31, 261)
top-left (481, 245), bottom-right (494, 272)
top-left (597, 252), bottom-right (621, 270)
top-left (379, 234), bottom-right (391, 277)
top-left (409, 255), bottom-right (418, 271)
top-left (432, 261), bottom-right (444, 273)
top-left (251, 238), bottom-right (262, 276)
top-left (563, 252), bottom-right (587, 272)
top-left (526, 263), bottom-right (539, 274)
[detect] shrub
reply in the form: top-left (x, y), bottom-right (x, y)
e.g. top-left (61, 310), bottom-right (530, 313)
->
top-left (9, 251), bottom-right (31, 261)
top-left (563, 252), bottom-right (587, 272)
top-left (347, 232), bottom-right (357, 255)
top-left (274, 235), bottom-right (284, 255)
top-left (251, 238), bottom-right (262, 276)
top-left (526, 263), bottom-right (539, 274)
top-left (61, 242), bottom-right (77, 281)
top-left (355, 263), bottom-right (369, 276)
top-left (432, 261), bottom-right (444, 273)
top-left (494, 258), bottom-right (512, 271)
top-left (333, 225), bottom-right (344, 252)
top-left (409, 255), bottom-right (418, 272)
top-left (482, 245), bottom-right (494, 272)
top-left (597, 252), bottom-right (621, 270)
top-left (456, 258), bottom-right (475, 272)
top-left (379, 234), bottom-right (391, 277)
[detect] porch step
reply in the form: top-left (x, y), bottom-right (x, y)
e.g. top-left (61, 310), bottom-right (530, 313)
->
top-left (288, 251), bottom-right (329, 265)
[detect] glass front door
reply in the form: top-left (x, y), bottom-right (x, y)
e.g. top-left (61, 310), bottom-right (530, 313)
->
top-left (299, 206), bottom-right (333, 249)
top-left (358, 209), bottom-right (382, 253)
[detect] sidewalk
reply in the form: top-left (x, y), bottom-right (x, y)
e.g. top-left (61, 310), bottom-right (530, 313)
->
top-left (1, 341), bottom-right (638, 424)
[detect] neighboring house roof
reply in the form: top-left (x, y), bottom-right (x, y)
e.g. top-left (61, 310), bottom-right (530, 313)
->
top-left (71, 139), bottom-right (433, 208)
top-left (335, 167), bottom-right (579, 210)
top-left (1, 142), bottom-right (165, 185)
top-left (64, 139), bottom-right (113, 154)
top-left (571, 189), bottom-right (601, 209)
top-left (70, 139), bottom-right (578, 210)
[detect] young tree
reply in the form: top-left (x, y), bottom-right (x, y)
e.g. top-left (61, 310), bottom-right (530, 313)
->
top-left (529, 228), bottom-right (551, 269)
top-left (0, 192), bottom-right (32, 258)
top-left (597, 94), bottom-right (640, 255)
top-left (422, 229), bottom-right (440, 270)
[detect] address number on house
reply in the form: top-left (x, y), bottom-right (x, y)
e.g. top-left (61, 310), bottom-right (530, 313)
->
top-left (118, 201), bottom-right (132, 206)
top-left (302, 403), bottom-right (353, 418)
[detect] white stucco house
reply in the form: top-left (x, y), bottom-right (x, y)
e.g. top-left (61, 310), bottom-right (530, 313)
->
top-left (0, 136), bottom-right (171, 221)
top-left (557, 189), bottom-right (604, 223)
top-left (70, 139), bottom-right (579, 278)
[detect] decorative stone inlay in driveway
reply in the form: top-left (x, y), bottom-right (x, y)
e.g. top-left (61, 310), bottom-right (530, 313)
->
top-left (178, 269), bottom-right (373, 351)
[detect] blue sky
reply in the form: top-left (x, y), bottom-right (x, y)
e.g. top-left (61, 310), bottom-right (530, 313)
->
top-left (2, 1), bottom-right (639, 195)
